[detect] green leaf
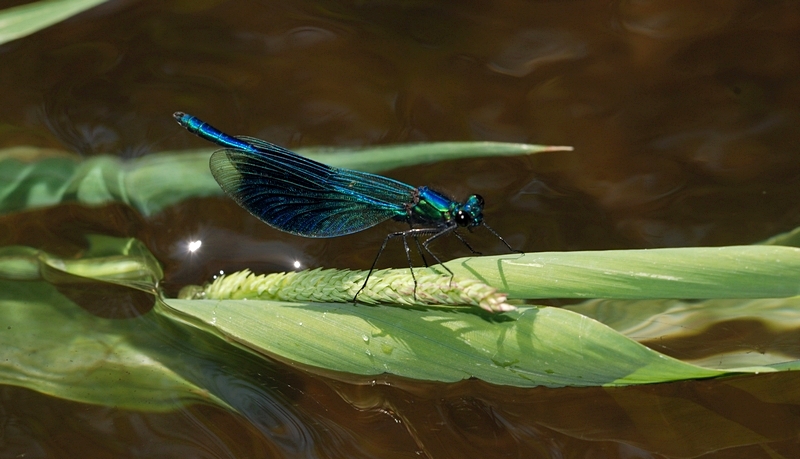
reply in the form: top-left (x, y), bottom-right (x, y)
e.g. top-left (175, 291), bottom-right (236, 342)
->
top-left (0, 142), bottom-right (566, 216)
top-left (40, 234), bottom-right (164, 292)
top-left (4, 235), bottom-right (800, 406)
top-left (0, 239), bottom-right (230, 411)
top-left (566, 297), bottom-right (800, 369)
top-left (160, 299), bottom-right (723, 386)
top-left (300, 141), bottom-right (572, 173)
top-left (0, 0), bottom-right (107, 45)
top-left (758, 225), bottom-right (800, 247)
top-left (442, 246), bottom-right (800, 299)
top-left (161, 297), bottom-right (784, 387)
top-left (160, 245), bottom-right (800, 387)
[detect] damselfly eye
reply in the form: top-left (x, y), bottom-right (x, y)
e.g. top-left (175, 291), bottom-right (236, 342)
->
top-left (455, 210), bottom-right (472, 226)
top-left (474, 194), bottom-right (484, 207)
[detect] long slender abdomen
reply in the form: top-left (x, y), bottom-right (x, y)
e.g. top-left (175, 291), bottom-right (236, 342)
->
top-left (173, 112), bottom-right (254, 152)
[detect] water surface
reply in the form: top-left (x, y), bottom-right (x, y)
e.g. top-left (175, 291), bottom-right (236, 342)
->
top-left (1, 1), bottom-right (800, 457)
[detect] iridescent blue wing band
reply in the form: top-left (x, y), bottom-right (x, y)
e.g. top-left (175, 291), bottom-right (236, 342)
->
top-left (210, 145), bottom-right (414, 237)
top-left (175, 112), bottom-right (417, 237)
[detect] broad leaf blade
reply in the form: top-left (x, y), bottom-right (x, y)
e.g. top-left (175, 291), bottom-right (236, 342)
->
top-left (0, 241), bottom-right (229, 411)
top-left (160, 245), bottom-right (800, 387)
top-left (444, 246), bottom-right (800, 299)
top-left (566, 297), bottom-right (800, 369)
top-left (162, 297), bottom-right (772, 388)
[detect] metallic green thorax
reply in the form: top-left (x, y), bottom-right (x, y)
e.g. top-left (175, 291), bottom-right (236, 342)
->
top-left (403, 186), bottom-right (484, 228)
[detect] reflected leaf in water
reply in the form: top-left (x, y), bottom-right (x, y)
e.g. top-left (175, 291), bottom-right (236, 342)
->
top-left (0, 238), bottom-right (224, 411)
top-left (617, 0), bottom-right (735, 40)
top-left (488, 28), bottom-right (587, 78)
top-left (326, 372), bottom-right (800, 458)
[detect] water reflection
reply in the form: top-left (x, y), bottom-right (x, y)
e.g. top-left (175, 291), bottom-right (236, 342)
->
top-left (488, 28), bottom-right (587, 78)
top-left (324, 372), bottom-right (800, 457)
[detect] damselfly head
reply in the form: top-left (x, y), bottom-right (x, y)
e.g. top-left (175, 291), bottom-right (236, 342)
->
top-left (455, 194), bottom-right (485, 227)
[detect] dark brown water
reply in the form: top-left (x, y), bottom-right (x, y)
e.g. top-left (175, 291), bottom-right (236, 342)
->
top-left (2, 0), bottom-right (800, 457)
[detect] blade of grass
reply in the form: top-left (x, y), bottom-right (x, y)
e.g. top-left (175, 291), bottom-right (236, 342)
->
top-left (160, 298), bottom-right (737, 388)
top-left (0, 142), bottom-right (567, 216)
top-left (443, 246), bottom-right (800, 299)
top-left (0, 0), bottom-right (107, 45)
top-left (566, 297), bottom-right (800, 369)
